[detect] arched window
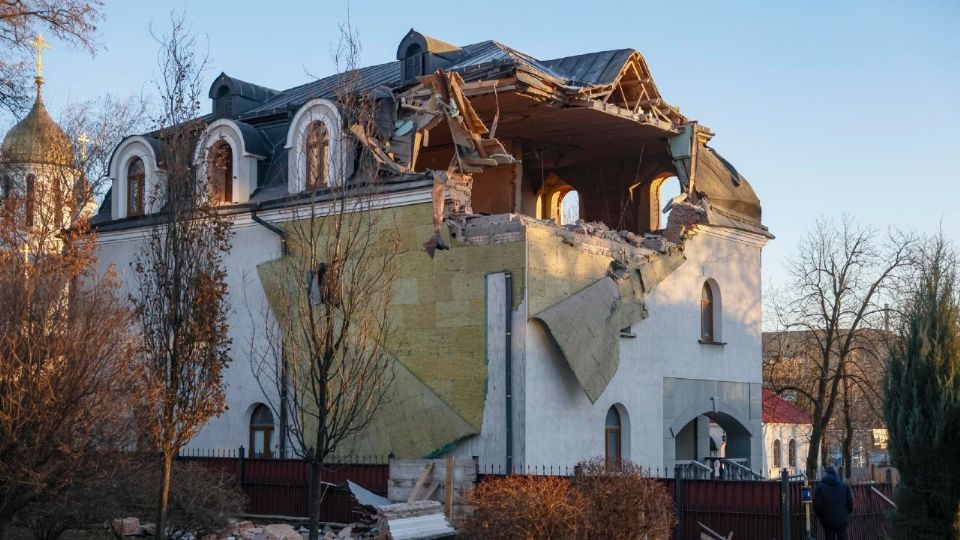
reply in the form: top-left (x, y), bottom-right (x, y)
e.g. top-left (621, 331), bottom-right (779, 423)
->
top-left (127, 157), bottom-right (145, 217)
top-left (788, 439), bottom-right (797, 468)
top-left (773, 439), bottom-right (782, 468)
top-left (605, 406), bottom-right (622, 464)
top-left (25, 174), bottom-right (35, 226)
top-left (209, 141), bottom-right (233, 203)
top-left (249, 404), bottom-right (274, 459)
top-left (559, 190), bottom-right (580, 225)
top-left (305, 122), bottom-right (329, 191)
top-left (701, 282), bottom-right (715, 342)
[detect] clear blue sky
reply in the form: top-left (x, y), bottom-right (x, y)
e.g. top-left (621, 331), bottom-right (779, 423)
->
top-left (29, 0), bottom-right (960, 289)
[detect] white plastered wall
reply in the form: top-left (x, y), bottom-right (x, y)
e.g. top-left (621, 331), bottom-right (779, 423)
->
top-left (519, 226), bottom-right (767, 472)
top-left (95, 215), bottom-right (284, 455)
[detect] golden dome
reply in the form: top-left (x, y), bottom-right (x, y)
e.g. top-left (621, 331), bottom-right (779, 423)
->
top-left (2, 81), bottom-right (74, 167)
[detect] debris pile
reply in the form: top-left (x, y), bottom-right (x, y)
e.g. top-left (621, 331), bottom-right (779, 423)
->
top-left (563, 219), bottom-right (674, 252)
top-left (376, 501), bottom-right (456, 540)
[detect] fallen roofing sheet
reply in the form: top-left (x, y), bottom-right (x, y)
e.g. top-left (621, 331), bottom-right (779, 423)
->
top-left (347, 480), bottom-right (392, 508)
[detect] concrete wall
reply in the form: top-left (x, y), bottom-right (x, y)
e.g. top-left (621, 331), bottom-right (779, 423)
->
top-left (518, 225), bottom-right (767, 470)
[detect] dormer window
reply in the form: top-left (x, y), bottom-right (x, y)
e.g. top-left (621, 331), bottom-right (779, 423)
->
top-left (209, 140), bottom-right (233, 203)
top-left (403, 43), bottom-right (423, 80)
top-left (215, 85), bottom-right (230, 119)
top-left (396, 30), bottom-right (462, 84)
top-left (108, 135), bottom-right (165, 220)
top-left (286, 99), bottom-right (349, 193)
top-left (305, 122), bottom-right (329, 191)
top-left (127, 157), bottom-right (145, 216)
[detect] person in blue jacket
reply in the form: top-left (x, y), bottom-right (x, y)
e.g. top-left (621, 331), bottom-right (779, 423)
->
top-left (813, 465), bottom-right (854, 540)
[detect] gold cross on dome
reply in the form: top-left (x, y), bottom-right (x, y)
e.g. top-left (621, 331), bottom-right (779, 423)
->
top-left (28, 34), bottom-right (51, 78)
top-left (78, 132), bottom-right (90, 160)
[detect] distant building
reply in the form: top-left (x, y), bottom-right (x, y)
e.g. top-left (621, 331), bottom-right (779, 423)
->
top-left (762, 389), bottom-right (811, 477)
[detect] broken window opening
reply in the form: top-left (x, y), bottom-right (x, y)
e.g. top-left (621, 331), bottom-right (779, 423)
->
top-left (559, 190), bottom-right (580, 225)
top-left (644, 174), bottom-right (681, 231)
top-left (535, 175), bottom-right (577, 225)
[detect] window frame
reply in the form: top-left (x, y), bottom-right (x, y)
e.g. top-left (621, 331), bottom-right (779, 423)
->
top-left (773, 439), bottom-right (782, 468)
top-left (209, 140), bottom-right (234, 204)
top-left (305, 121), bottom-right (329, 191)
top-left (126, 157), bottom-right (145, 217)
top-left (788, 439), bottom-right (797, 468)
top-left (605, 406), bottom-right (622, 465)
top-left (701, 282), bottom-right (715, 342)
top-left (249, 404), bottom-right (274, 459)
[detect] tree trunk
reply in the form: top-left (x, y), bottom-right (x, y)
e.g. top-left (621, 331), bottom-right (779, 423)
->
top-left (842, 404), bottom-right (854, 478)
top-left (805, 424), bottom-right (823, 479)
top-left (307, 460), bottom-right (323, 540)
top-left (156, 452), bottom-right (173, 540)
top-left (842, 368), bottom-right (853, 479)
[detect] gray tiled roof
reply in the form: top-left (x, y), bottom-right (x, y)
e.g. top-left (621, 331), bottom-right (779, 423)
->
top-left (239, 61), bottom-right (401, 119)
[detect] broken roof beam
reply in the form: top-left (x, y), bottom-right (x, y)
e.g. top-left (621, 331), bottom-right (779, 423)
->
top-left (569, 98), bottom-right (677, 133)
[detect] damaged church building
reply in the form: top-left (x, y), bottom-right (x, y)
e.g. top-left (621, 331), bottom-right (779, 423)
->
top-left (92, 30), bottom-right (772, 476)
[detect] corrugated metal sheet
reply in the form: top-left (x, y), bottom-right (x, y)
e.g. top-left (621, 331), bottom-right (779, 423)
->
top-left (385, 514), bottom-right (456, 540)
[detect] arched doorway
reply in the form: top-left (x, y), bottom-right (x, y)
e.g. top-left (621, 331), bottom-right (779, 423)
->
top-left (668, 398), bottom-right (760, 479)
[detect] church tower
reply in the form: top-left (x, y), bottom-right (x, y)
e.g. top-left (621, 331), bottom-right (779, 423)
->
top-left (0, 35), bottom-right (82, 252)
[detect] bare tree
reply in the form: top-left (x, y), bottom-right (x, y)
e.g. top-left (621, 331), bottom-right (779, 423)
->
top-left (0, 152), bottom-right (139, 538)
top-left (765, 217), bottom-right (915, 479)
top-left (58, 93), bottom-right (151, 207)
top-left (0, 0), bottom-right (104, 118)
top-left (249, 20), bottom-right (399, 540)
top-left (131, 12), bottom-right (232, 539)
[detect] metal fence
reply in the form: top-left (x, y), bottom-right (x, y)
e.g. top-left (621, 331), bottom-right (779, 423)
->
top-left (478, 467), bottom-right (895, 540)
top-left (179, 452), bottom-right (895, 539)
top-left (178, 448), bottom-right (389, 522)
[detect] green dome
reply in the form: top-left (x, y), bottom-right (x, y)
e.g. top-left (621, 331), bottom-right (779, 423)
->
top-left (2, 85), bottom-right (73, 167)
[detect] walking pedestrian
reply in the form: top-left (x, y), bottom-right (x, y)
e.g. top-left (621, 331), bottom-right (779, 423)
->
top-left (813, 465), bottom-right (854, 540)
